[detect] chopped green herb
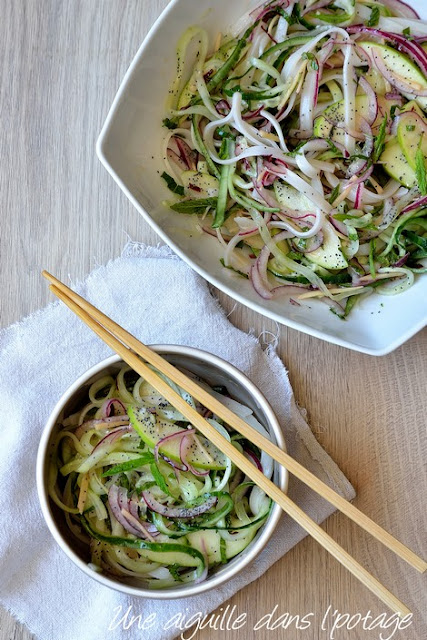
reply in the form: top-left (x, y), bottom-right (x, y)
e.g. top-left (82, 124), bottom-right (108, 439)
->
top-left (326, 139), bottom-right (344, 157)
top-left (329, 184), bottom-right (340, 205)
top-left (287, 138), bottom-right (314, 157)
top-left (150, 462), bottom-right (171, 496)
top-left (162, 118), bottom-right (178, 130)
top-left (161, 172), bottom-right (184, 196)
top-left (170, 197), bottom-right (218, 214)
top-left (373, 115), bottom-right (388, 163)
top-left (367, 6), bottom-right (380, 27)
top-left (406, 125), bottom-right (416, 132)
top-left (302, 51), bottom-right (319, 71)
top-left (101, 453), bottom-right (154, 477)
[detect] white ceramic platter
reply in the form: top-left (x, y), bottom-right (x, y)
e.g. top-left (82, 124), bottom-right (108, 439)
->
top-left (97, 0), bottom-right (427, 355)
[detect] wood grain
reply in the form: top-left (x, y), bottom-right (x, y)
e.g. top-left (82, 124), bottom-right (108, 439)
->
top-left (0, 2), bottom-right (426, 639)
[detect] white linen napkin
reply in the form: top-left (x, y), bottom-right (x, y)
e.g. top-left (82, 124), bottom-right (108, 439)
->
top-left (0, 243), bottom-right (355, 640)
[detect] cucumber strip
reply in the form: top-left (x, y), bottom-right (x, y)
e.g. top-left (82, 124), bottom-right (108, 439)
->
top-left (220, 537), bottom-right (227, 564)
top-left (213, 140), bottom-right (234, 228)
top-left (229, 177), bottom-right (280, 213)
top-left (191, 114), bottom-right (220, 178)
top-left (170, 198), bottom-right (218, 214)
top-left (161, 172), bottom-right (184, 196)
top-left (207, 22), bottom-right (257, 92)
top-left (261, 34), bottom-right (316, 61)
top-left (81, 517), bottom-right (205, 569)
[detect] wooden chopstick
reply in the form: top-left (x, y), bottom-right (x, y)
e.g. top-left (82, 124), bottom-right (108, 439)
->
top-left (43, 272), bottom-right (415, 615)
top-left (42, 270), bottom-right (427, 575)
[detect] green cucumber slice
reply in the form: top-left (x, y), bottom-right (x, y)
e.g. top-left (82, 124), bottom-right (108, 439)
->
top-left (128, 406), bottom-right (227, 470)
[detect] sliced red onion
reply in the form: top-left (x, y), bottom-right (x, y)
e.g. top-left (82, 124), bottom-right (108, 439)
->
top-left (161, 455), bottom-right (188, 473)
top-left (167, 148), bottom-right (188, 173)
top-left (243, 448), bottom-right (263, 472)
top-left (320, 297), bottom-right (345, 317)
top-left (358, 76), bottom-right (378, 126)
top-left (92, 425), bottom-right (132, 453)
top-left (250, 254), bottom-right (310, 299)
top-left (176, 136), bottom-right (197, 170)
top-left (329, 215), bottom-right (349, 237)
top-left (263, 158), bottom-right (289, 176)
top-left (261, 170), bottom-right (277, 187)
top-left (371, 50), bottom-right (427, 97)
top-left (238, 227), bottom-right (258, 237)
top-left (76, 415), bottom-right (130, 435)
top-left (250, 0), bottom-right (290, 21)
top-left (253, 184), bottom-right (281, 209)
top-left (275, 210), bottom-right (316, 222)
top-left (180, 434), bottom-right (210, 476)
top-left (346, 164), bottom-right (373, 187)
top-left (293, 231), bottom-right (324, 253)
top-left (121, 509), bottom-right (156, 541)
top-left (354, 183), bottom-right (364, 210)
top-left (108, 485), bottom-right (152, 539)
top-left (346, 118), bottom-right (373, 178)
top-left (250, 246), bottom-right (273, 299)
top-left (215, 100), bottom-right (230, 115)
top-left (289, 298), bottom-right (301, 307)
top-left (201, 225), bottom-right (219, 238)
top-left (402, 195), bottom-right (427, 213)
top-left (376, 0), bottom-right (419, 19)
top-left (399, 110), bottom-right (427, 135)
top-left (323, 118), bottom-right (364, 141)
top-left (243, 106), bottom-right (265, 122)
top-left (142, 490), bottom-right (217, 519)
top-left (153, 428), bottom-right (193, 465)
top-left (102, 398), bottom-right (127, 418)
top-left (393, 252), bottom-right (410, 267)
top-left (349, 26), bottom-right (427, 76)
top-left (129, 493), bottom-right (140, 520)
top-left (261, 25), bottom-right (277, 44)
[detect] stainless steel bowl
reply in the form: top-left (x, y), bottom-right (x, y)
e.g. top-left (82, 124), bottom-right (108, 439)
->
top-left (36, 345), bottom-right (288, 598)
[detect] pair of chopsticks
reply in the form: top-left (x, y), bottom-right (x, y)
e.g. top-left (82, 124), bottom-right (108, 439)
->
top-left (43, 270), bottom-right (426, 615)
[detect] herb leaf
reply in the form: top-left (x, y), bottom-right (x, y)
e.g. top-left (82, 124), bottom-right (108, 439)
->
top-left (170, 197), bottom-right (218, 214)
top-left (162, 118), bottom-right (177, 130)
top-left (101, 453), bottom-right (154, 477)
top-left (161, 172), bottom-right (184, 196)
top-left (373, 115), bottom-right (388, 163)
top-left (328, 184), bottom-right (340, 205)
top-left (367, 6), bottom-right (380, 27)
top-left (302, 51), bottom-right (319, 71)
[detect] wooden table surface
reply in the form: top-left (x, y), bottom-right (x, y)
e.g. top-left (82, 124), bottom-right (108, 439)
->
top-left (1, 2), bottom-right (426, 639)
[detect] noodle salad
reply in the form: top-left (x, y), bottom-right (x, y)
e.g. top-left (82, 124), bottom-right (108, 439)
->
top-left (49, 365), bottom-right (273, 588)
top-left (161, 0), bottom-right (427, 318)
